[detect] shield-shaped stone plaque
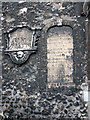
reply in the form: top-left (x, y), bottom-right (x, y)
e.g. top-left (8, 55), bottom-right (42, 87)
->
top-left (4, 27), bottom-right (37, 64)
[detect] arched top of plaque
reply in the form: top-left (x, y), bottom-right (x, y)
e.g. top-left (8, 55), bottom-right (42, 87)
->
top-left (4, 27), bottom-right (39, 64)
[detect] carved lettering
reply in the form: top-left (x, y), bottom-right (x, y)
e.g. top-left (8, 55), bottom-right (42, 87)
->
top-left (47, 26), bottom-right (73, 85)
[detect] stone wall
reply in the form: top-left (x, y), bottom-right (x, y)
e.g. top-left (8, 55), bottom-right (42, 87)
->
top-left (0, 2), bottom-right (88, 119)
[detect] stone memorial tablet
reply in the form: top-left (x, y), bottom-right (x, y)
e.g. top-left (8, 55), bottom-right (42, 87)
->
top-left (8, 28), bottom-right (32, 51)
top-left (4, 27), bottom-right (38, 64)
top-left (47, 26), bottom-right (73, 86)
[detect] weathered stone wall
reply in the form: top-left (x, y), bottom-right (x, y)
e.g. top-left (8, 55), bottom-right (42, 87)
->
top-left (1, 2), bottom-right (88, 119)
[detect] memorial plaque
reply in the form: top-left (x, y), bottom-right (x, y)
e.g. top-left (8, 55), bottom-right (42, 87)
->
top-left (8, 28), bottom-right (32, 50)
top-left (4, 27), bottom-right (38, 64)
top-left (47, 26), bottom-right (73, 85)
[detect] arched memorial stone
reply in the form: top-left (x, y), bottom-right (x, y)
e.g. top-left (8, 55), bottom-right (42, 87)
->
top-left (47, 26), bottom-right (74, 86)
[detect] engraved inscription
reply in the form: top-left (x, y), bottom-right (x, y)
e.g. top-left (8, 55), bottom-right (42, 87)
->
top-left (47, 26), bottom-right (73, 85)
top-left (9, 28), bottom-right (33, 50)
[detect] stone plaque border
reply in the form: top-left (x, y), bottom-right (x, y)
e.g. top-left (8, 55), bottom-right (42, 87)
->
top-left (43, 17), bottom-right (87, 87)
